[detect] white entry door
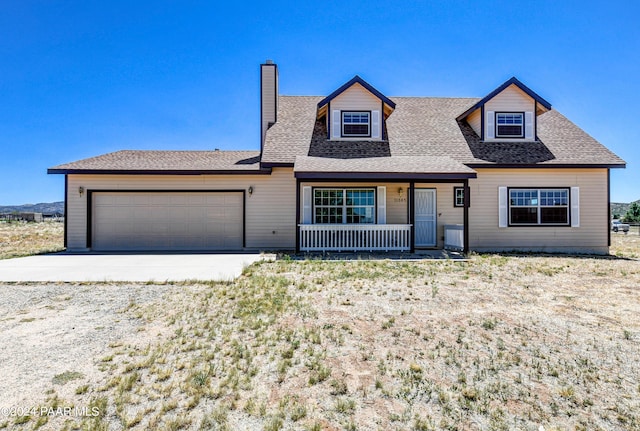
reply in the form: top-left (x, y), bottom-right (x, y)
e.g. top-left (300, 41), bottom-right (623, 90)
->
top-left (414, 189), bottom-right (436, 247)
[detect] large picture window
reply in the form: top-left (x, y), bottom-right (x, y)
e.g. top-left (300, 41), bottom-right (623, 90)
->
top-left (496, 112), bottom-right (524, 138)
top-left (509, 188), bottom-right (569, 225)
top-left (342, 112), bottom-right (370, 137)
top-left (314, 188), bottom-right (375, 224)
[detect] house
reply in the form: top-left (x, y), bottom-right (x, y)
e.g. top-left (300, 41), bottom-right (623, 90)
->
top-left (48, 61), bottom-right (625, 254)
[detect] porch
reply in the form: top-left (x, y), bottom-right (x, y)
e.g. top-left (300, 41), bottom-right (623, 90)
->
top-left (299, 224), bottom-right (412, 251)
top-left (298, 223), bottom-right (465, 252)
top-left (293, 155), bottom-right (476, 253)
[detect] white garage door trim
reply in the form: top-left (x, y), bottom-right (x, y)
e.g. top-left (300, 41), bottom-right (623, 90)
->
top-left (87, 190), bottom-right (246, 251)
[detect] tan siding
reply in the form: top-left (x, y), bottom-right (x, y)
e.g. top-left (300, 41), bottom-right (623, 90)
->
top-left (485, 84), bottom-right (535, 142)
top-left (261, 65), bottom-right (277, 144)
top-left (485, 84), bottom-right (535, 113)
top-left (414, 183), bottom-right (464, 248)
top-left (386, 184), bottom-right (409, 224)
top-left (469, 168), bottom-right (609, 253)
top-left (467, 109), bottom-right (481, 136)
top-left (67, 168), bottom-right (296, 250)
top-left (330, 83), bottom-right (382, 140)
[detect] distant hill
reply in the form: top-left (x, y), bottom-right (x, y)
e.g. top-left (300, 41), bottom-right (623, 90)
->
top-left (611, 200), bottom-right (639, 218)
top-left (0, 201), bottom-right (64, 215)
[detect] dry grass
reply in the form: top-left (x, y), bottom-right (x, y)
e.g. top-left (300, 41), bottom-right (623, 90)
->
top-left (0, 221), bottom-right (64, 259)
top-left (3, 234), bottom-right (640, 430)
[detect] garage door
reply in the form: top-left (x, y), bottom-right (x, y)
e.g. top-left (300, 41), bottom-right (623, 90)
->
top-left (92, 192), bottom-right (243, 251)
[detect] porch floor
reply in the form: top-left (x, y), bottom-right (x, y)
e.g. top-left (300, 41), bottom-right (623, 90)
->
top-left (285, 249), bottom-right (467, 261)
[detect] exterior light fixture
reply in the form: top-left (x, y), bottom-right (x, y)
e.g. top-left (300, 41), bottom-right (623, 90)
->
top-left (248, 186), bottom-right (253, 196)
top-left (398, 187), bottom-right (404, 198)
top-left (79, 186), bottom-right (84, 196)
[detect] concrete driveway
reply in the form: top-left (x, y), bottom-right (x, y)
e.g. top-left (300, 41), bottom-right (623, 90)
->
top-left (0, 253), bottom-right (272, 282)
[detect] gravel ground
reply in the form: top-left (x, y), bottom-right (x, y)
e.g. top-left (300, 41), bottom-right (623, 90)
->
top-left (0, 234), bottom-right (638, 430)
top-left (0, 283), bottom-right (176, 412)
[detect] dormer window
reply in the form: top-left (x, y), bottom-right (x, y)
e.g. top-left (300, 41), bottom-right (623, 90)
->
top-left (316, 76), bottom-right (395, 140)
top-left (496, 113), bottom-right (524, 138)
top-left (342, 111), bottom-right (370, 137)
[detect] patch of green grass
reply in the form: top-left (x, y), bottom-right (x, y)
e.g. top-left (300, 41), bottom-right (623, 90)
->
top-left (334, 397), bottom-right (356, 414)
top-left (481, 318), bottom-right (497, 330)
top-left (14, 415), bottom-right (30, 425)
top-left (330, 378), bottom-right (348, 395)
top-left (52, 371), bottom-right (84, 385)
top-left (163, 414), bottom-right (191, 431)
top-left (264, 415), bottom-right (284, 431)
top-left (382, 317), bottom-right (395, 330)
top-left (75, 384), bottom-right (90, 395)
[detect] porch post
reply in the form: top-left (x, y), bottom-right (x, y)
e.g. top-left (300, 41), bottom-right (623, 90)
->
top-left (409, 181), bottom-right (415, 253)
top-left (295, 178), bottom-right (300, 253)
top-left (463, 179), bottom-right (470, 254)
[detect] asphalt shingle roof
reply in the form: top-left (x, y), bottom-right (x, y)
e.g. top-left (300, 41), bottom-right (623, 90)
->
top-left (262, 95), bottom-right (625, 168)
top-left (261, 96), bottom-right (321, 165)
top-left (294, 155), bottom-right (476, 175)
top-left (307, 119), bottom-right (391, 159)
top-left (52, 92), bottom-right (625, 174)
top-left (48, 150), bottom-right (262, 173)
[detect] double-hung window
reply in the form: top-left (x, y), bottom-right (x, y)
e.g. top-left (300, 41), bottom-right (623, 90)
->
top-left (509, 188), bottom-right (569, 225)
top-left (496, 113), bottom-right (524, 138)
top-left (454, 187), bottom-right (465, 207)
top-left (314, 188), bottom-right (375, 224)
top-left (342, 112), bottom-right (370, 137)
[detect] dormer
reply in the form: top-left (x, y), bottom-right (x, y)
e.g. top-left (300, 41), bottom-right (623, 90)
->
top-left (316, 76), bottom-right (395, 141)
top-left (457, 77), bottom-right (552, 142)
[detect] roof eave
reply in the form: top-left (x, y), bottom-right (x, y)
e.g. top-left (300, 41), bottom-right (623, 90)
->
top-left (465, 163), bottom-right (626, 169)
top-left (260, 161), bottom-right (295, 169)
top-left (294, 172), bottom-right (477, 180)
top-left (47, 168), bottom-right (272, 175)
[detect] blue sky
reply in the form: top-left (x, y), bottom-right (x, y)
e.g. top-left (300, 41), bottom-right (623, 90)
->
top-left (1, 0), bottom-right (638, 205)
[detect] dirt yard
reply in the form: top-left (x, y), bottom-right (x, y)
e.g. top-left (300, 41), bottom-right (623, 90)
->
top-left (0, 221), bottom-right (64, 259)
top-left (0, 231), bottom-right (638, 430)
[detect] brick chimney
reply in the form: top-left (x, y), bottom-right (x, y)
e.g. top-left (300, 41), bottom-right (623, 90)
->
top-left (260, 60), bottom-right (278, 154)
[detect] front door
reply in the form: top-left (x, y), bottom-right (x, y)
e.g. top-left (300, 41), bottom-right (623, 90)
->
top-left (414, 189), bottom-right (436, 247)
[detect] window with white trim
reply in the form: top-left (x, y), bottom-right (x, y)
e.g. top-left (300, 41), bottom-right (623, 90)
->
top-left (314, 188), bottom-right (375, 224)
top-left (342, 112), bottom-right (370, 137)
top-left (496, 113), bottom-right (524, 138)
top-left (509, 188), bottom-right (569, 225)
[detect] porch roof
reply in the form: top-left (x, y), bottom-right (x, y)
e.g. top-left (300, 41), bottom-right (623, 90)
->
top-left (293, 155), bottom-right (477, 180)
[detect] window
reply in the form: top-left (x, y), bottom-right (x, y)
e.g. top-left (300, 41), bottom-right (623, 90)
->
top-left (509, 188), bottom-right (569, 225)
top-left (314, 188), bottom-right (375, 224)
top-left (342, 111), bottom-right (370, 137)
top-left (454, 187), bottom-right (465, 207)
top-left (496, 113), bottom-right (524, 138)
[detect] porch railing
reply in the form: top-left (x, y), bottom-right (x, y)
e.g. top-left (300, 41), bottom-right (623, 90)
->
top-left (444, 224), bottom-right (464, 251)
top-left (299, 224), bottom-right (412, 252)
